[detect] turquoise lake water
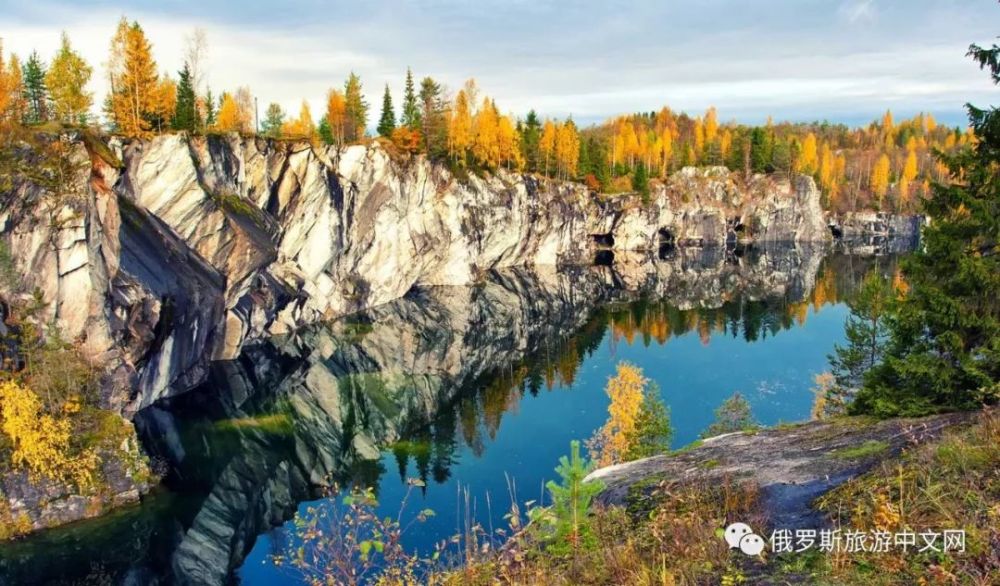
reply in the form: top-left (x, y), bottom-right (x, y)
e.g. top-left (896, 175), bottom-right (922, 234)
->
top-left (0, 246), bottom-right (902, 585)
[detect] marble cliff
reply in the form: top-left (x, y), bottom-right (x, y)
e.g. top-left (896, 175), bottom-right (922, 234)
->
top-left (0, 133), bottom-right (838, 416)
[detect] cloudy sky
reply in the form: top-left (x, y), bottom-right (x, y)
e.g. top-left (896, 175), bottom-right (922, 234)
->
top-left (2, 0), bottom-right (997, 128)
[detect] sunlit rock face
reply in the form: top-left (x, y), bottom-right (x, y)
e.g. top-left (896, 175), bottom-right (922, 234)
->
top-left (2, 134), bottom-right (866, 413)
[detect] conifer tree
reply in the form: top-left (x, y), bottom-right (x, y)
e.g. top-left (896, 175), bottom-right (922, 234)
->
top-left (22, 51), bottom-right (48, 124)
top-left (203, 87), bottom-right (216, 127)
top-left (172, 63), bottom-right (197, 131)
top-left (376, 83), bottom-right (395, 137)
top-left (317, 116), bottom-right (333, 145)
top-left (419, 76), bottom-right (445, 157)
top-left (520, 109), bottom-right (541, 172)
top-left (400, 67), bottom-right (420, 129)
top-left (855, 43), bottom-right (1000, 416)
top-left (261, 102), bottom-right (285, 138)
top-left (343, 72), bottom-right (368, 142)
top-left (828, 271), bottom-right (893, 392)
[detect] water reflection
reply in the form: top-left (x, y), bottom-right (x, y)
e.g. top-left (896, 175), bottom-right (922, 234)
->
top-left (0, 243), bottom-right (904, 585)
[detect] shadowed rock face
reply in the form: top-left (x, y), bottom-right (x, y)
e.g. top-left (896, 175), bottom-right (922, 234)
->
top-left (1, 134), bottom-right (858, 414)
top-left (129, 245), bottom-right (836, 585)
top-left (0, 244), bottom-right (907, 585)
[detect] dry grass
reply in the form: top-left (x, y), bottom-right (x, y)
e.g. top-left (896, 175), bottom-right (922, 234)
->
top-left (436, 477), bottom-right (763, 585)
top-left (810, 408), bottom-right (1000, 585)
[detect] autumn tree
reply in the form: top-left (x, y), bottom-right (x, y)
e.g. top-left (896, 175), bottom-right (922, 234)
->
top-left (797, 132), bottom-right (818, 175)
top-left (149, 75), bottom-right (176, 132)
top-left (497, 113), bottom-right (523, 170)
top-left (539, 119), bottom-right (557, 176)
top-left (870, 153), bottom-right (891, 204)
top-left (0, 43), bottom-right (26, 132)
top-left (46, 33), bottom-right (92, 125)
top-left (326, 89), bottom-right (348, 146)
top-left (704, 106), bottom-right (718, 143)
top-left (472, 97), bottom-right (500, 168)
top-left (107, 19), bottom-right (160, 136)
top-left (343, 72), bottom-right (368, 142)
top-left (588, 363), bottom-right (647, 466)
top-left (22, 51), bottom-right (48, 124)
top-left (376, 84), bottom-right (395, 138)
top-left (447, 87), bottom-right (473, 163)
top-left (555, 119), bottom-right (580, 179)
top-left (215, 91), bottom-right (250, 133)
top-left (899, 143), bottom-right (918, 207)
top-left (282, 100), bottom-right (316, 140)
top-left (587, 363), bottom-right (672, 466)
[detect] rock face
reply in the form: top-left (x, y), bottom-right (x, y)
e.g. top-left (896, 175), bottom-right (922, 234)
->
top-left (587, 412), bottom-right (973, 528)
top-left (134, 247), bottom-right (836, 585)
top-left (0, 430), bottom-right (152, 535)
top-left (0, 248), bottom-right (905, 584)
top-left (1, 134), bottom-right (848, 416)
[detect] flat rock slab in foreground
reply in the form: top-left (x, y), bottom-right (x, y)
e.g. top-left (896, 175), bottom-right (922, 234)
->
top-left (587, 412), bottom-right (974, 529)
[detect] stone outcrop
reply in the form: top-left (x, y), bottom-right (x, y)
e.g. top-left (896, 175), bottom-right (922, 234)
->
top-left (0, 428), bottom-right (152, 536)
top-left (1, 134), bottom-right (849, 416)
top-left (587, 412), bottom-right (973, 528)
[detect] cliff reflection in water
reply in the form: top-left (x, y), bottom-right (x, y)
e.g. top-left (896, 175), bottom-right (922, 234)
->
top-left (0, 243), bottom-right (903, 585)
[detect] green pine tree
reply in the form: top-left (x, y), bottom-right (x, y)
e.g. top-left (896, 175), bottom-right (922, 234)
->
top-left (702, 393), bottom-right (757, 438)
top-left (22, 51), bottom-right (48, 124)
top-left (632, 162), bottom-right (649, 198)
top-left (344, 72), bottom-right (368, 142)
top-left (418, 77), bottom-right (445, 157)
top-left (317, 116), bottom-right (333, 145)
top-left (624, 383), bottom-right (673, 460)
top-left (536, 441), bottom-right (604, 548)
top-left (203, 88), bottom-right (216, 127)
top-left (520, 109), bottom-right (541, 172)
top-left (828, 270), bottom-right (893, 391)
top-left (854, 43), bottom-right (1000, 417)
top-left (260, 102), bottom-right (285, 138)
top-left (376, 84), bottom-right (395, 137)
top-left (400, 67), bottom-right (420, 129)
top-left (172, 63), bottom-right (197, 132)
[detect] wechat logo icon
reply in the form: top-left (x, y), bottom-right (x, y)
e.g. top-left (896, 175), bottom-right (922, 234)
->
top-left (724, 522), bottom-right (765, 556)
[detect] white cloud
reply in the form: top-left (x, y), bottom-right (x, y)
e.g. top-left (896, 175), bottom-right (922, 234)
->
top-left (1, 0), bottom-right (995, 128)
top-left (838, 0), bottom-right (876, 24)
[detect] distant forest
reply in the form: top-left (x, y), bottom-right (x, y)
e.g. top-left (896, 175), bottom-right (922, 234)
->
top-left (1, 17), bottom-right (972, 213)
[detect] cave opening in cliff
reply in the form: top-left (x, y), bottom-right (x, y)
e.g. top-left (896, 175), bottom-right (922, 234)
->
top-left (594, 250), bottom-right (615, 266)
top-left (592, 233), bottom-right (615, 248)
top-left (657, 227), bottom-right (676, 260)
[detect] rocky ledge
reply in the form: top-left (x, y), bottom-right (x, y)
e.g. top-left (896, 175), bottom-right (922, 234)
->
top-left (587, 412), bottom-right (974, 528)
